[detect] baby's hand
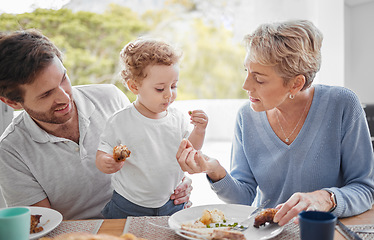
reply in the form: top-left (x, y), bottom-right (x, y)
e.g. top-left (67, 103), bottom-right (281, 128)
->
top-left (189, 110), bottom-right (208, 131)
top-left (106, 155), bottom-right (125, 174)
top-left (97, 151), bottom-right (125, 174)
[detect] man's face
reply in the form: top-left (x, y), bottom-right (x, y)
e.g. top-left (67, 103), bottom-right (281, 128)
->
top-left (19, 56), bottom-right (75, 126)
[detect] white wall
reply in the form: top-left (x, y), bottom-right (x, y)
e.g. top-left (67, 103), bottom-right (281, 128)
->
top-left (316, 0), bottom-right (345, 87)
top-left (232, 0), bottom-right (346, 88)
top-left (345, 1), bottom-right (374, 104)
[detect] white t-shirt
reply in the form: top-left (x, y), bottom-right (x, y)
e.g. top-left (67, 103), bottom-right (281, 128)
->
top-left (0, 84), bottom-right (130, 220)
top-left (98, 104), bottom-right (189, 208)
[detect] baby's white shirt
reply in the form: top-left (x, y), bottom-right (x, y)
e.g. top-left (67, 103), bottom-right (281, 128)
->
top-left (98, 104), bottom-right (189, 207)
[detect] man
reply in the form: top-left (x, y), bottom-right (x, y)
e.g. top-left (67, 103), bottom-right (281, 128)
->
top-left (0, 29), bottom-right (191, 220)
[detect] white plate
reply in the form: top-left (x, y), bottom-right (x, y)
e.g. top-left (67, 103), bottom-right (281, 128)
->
top-left (168, 204), bottom-right (284, 240)
top-left (29, 206), bottom-right (63, 240)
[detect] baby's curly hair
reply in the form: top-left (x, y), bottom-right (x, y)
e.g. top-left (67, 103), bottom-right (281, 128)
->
top-left (120, 38), bottom-right (182, 86)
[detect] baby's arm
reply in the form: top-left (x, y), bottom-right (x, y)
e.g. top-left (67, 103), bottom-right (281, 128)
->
top-left (188, 110), bottom-right (208, 150)
top-left (96, 150), bottom-right (125, 174)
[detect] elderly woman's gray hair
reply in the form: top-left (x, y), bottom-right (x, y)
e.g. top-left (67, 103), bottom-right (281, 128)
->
top-left (244, 19), bottom-right (323, 90)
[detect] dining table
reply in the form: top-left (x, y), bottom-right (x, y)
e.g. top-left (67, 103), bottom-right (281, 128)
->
top-left (57, 206), bottom-right (374, 240)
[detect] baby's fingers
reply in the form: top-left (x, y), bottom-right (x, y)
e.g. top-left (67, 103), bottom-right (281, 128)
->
top-left (190, 110), bottom-right (207, 118)
top-left (191, 117), bottom-right (208, 125)
top-left (111, 161), bottom-right (124, 172)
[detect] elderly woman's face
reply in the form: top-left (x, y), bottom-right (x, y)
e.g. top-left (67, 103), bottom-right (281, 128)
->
top-left (243, 54), bottom-right (291, 112)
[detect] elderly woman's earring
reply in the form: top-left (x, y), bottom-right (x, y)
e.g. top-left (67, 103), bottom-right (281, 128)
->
top-left (289, 94), bottom-right (294, 99)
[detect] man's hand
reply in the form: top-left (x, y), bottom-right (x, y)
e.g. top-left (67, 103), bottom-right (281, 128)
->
top-left (170, 176), bottom-right (193, 206)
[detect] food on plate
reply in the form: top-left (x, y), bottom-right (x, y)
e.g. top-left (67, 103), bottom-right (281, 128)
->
top-left (113, 144), bottom-right (131, 162)
top-left (211, 228), bottom-right (246, 240)
top-left (30, 214), bottom-right (44, 233)
top-left (40, 232), bottom-right (147, 240)
top-left (181, 226), bottom-right (245, 240)
top-left (180, 209), bottom-right (245, 240)
top-left (199, 209), bottom-right (226, 225)
top-left (181, 208), bottom-right (226, 227)
top-left (181, 226), bottom-right (217, 238)
top-left (253, 208), bottom-right (279, 228)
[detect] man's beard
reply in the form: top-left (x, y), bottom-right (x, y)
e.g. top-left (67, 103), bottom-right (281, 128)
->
top-left (23, 101), bottom-right (74, 125)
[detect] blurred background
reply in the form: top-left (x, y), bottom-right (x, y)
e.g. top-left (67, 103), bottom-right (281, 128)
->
top-left (1, 0), bottom-right (374, 207)
top-left (1, 0), bottom-right (373, 103)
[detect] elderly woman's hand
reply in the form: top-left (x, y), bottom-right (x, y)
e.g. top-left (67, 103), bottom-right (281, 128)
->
top-left (176, 139), bottom-right (227, 182)
top-left (273, 190), bottom-right (334, 226)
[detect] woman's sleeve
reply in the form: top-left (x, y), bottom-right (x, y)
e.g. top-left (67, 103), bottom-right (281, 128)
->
top-left (328, 91), bottom-right (374, 217)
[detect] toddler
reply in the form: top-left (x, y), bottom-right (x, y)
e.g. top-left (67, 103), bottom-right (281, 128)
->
top-left (96, 38), bottom-right (208, 218)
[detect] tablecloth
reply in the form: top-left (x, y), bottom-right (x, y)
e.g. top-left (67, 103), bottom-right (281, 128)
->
top-left (124, 216), bottom-right (374, 240)
top-left (42, 219), bottom-right (103, 238)
top-left (123, 216), bottom-right (299, 240)
top-left (337, 224), bottom-right (374, 240)
top-left (124, 216), bottom-right (184, 240)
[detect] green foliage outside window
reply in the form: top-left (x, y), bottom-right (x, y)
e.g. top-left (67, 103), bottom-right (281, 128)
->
top-left (0, 3), bottom-right (247, 101)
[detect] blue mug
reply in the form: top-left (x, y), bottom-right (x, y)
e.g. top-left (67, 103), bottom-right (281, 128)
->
top-left (0, 207), bottom-right (31, 240)
top-left (299, 211), bottom-right (337, 240)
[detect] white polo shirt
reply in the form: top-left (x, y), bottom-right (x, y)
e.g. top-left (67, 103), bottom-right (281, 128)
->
top-left (0, 84), bottom-right (130, 220)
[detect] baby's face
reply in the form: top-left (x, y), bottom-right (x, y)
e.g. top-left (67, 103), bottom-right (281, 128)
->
top-left (135, 64), bottom-right (179, 118)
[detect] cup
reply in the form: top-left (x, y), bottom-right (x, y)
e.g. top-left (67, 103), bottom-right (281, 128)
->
top-left (299, 211), bottom-right (337, 240)
top-left (0, 207), bottom-right (31, 240)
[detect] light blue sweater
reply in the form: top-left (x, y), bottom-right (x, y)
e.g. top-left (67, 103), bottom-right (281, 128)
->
top-left (210, 84), bottom-right (374, 217)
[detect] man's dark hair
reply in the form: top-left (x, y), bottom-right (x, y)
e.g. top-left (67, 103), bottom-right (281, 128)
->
top-left (0, 29), bottom-right (62, 103)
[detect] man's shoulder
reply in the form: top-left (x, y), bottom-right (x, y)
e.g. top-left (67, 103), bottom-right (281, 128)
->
top-left (73, 84), bottom-right (129, 108)
top-left (73, 84), bottom-right (118, 95)
top-left (109, 104), bottom-right (133, 118)
top-left (0, 112), bottom-right (27, 148)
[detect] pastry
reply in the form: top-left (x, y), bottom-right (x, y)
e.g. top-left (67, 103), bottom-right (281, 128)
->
top-left (113, 144), bottom-right (131, 162)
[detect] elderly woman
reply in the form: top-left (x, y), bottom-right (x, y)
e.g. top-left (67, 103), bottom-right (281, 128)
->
top-left (176, 19), bottom-right (374, 226)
